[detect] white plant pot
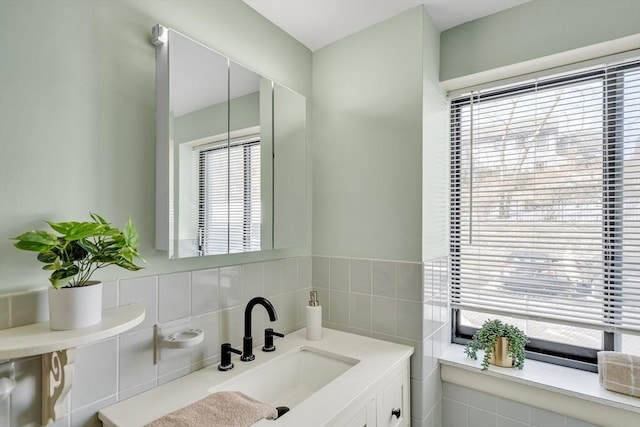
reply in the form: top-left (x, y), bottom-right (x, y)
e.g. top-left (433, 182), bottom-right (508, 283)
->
top-left (48, 281), bottom-right (103, 330)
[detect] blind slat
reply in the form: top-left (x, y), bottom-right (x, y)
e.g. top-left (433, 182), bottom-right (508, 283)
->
top-left (199, 136), bottom-right (261, 255)
top-left (450, 58), bottom-right (640, 335)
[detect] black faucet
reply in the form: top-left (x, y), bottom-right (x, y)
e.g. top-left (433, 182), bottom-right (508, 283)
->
top-left (241, 297), bottom-right (277, 361)
top-left (218, 343), bottom-right (242, 371)
top-left (262, 328), bottom-right (285, 352)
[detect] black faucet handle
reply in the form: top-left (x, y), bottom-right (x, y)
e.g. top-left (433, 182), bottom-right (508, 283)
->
top-left (218, 343), bottom-right (242, 371)
top-left (262, 328), bottom-right (285, 352)
top-left (269, 328), bottom-right (285, 338)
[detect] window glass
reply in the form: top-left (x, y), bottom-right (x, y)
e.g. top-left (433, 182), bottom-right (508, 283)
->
top-left (451, 59), bottom-right (640, 366)
top-left (621, 334), bottom-right (640, 356)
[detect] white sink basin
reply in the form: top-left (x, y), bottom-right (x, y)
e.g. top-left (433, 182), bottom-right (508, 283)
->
top-left (209, 346), bottom-right (359, 408)
top-left (98, 329), bottom-right (414, 427)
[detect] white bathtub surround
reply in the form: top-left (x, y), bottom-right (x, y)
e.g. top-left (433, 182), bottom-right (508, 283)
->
top-left (99, 328), bottom-right (413, 426)
top-left (439, 344), bottom-right (640, 427)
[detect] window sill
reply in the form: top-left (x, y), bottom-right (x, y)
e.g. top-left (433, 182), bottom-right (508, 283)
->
top-left (439, 344), bottom-right (640, 427)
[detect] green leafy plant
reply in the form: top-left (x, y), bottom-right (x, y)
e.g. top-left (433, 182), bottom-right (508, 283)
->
top-left (464, 319), bottom-right (528, 370)
top-left (11, 213), bottom-right (145, 289)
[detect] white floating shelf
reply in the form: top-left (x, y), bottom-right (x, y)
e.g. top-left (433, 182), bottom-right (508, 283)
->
top-left (0, 303), bottom-right (145, 359)
top-left (0, 303), bottom-right (145, 426)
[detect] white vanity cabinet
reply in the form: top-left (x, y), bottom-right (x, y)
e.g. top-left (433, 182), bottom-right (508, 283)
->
top-left (99, 328), bottom-right (413, 427)
top-left (341, 360), bottom-right (410, 427)
top-left (344, 404), bottom-right (369, 427)
top-left (376, 364), bottom-right (408, 427)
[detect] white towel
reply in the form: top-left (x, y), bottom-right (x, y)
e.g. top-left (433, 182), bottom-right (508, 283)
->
top-left (146, 391), bottom-right (278, 427)
top-left (597, 351), bottom-right (640, 398)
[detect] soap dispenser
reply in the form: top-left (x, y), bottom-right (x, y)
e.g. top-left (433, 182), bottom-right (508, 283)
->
top-left (306, 291), bottom-right (322, 341)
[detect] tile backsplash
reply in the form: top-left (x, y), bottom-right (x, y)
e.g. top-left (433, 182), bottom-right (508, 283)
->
top-left (0, 256), bottom-right (311, 427)
top-left (0, 254), bottom-right (451, 427)
top-left (442, 382), bottom-right (601, 427)
top-left (311, 255), bottom-right (450, 427)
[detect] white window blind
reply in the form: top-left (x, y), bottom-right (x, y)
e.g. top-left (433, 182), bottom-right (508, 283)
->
top-left (198, 136), bottom-right (261, 255)
top-left (450, 59), bottom-right (640, 335)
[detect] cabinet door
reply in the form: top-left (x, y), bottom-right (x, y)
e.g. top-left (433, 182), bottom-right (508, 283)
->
top-left (376, 371), bottom-right (405, 427)
top-left (344, 399), bottom-right (377, 427)
top-left (345, 406), bottom-right (367, 427)
top-left (366, 399), bottom-right (376, 427)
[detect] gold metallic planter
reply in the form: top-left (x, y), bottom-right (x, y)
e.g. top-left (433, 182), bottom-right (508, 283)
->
top-left (489, 337), bottom-right (513, 368)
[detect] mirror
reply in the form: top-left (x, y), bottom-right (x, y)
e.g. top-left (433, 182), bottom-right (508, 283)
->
top-left (152, 25), bottom-right (306, 258)
top-left (273, 84), bottom-right (306, 249)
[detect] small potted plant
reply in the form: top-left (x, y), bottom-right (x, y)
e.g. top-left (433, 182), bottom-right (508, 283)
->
top-left (11, 213), bottom-right (145, 330)
top-left (464, 319), bottom-right (528, 371)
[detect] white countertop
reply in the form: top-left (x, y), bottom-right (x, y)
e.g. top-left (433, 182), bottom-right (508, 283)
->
top-left (99, 328), bottom-right (413, 427)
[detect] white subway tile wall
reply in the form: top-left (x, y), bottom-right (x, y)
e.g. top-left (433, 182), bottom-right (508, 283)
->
top-left (11, 289), bottom-right (49, 327)
top-left (264, 260), bottom-right (283, 297)
top-left (311, 255), bottom-right (450, 427)
top-left (188, 311), bottom-right (220, 370)
top-left (349, 293), bottom-right (372, 331)
top-left (442, 382), bottom-right (602, 427)
top-left (119, 275), bottom-right (158, 332)
top-left (373, 260), bottom-right (397, 298)
top-left (190, 268), bottom-right (219, 315)
top-left (102, 280), bottom-right (118, 309)
top-left (0, 255), bottom-right (448, 426)
top-left (0, 256), bottom-right (311, 427)
top-left (397, 262), bottom-right (423, 302)
top-left (72, 338), bottom-right (118, 410)
top-left (219, 265), bottom-right (243, 309)
top-left (158, 272), bottom-right (190, 322)
top-left (0, 296), bottom-right (10, 330)
top-left (282, 258), bottom-right (299, 294)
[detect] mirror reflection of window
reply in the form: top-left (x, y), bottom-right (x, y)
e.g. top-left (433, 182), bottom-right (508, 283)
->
top-left (198, 135), bottom-right (261, 256)
top-left (154, 25), bottom-right (306, 258)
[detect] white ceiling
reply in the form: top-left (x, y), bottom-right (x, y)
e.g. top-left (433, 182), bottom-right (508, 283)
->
top-left (172, 1), bottom-right (533, 117)
top-left (243, 0), bottom-right (531, 51)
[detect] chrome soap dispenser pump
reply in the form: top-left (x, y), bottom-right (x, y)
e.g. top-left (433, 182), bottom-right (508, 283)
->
top-left (306, 290), bottom-right (322, 340)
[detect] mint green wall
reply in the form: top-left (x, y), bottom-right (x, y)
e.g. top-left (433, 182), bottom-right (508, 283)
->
top-left (312, 6), bottom-right (445, 262)
top-left (174, 92), bottom-right (260, 144)
top-left (0, 0), bottom-right (311, 292)
top-left (440, 0), bottom-right (640, 82)
top-left (422, 8), bottom-right (449, 261)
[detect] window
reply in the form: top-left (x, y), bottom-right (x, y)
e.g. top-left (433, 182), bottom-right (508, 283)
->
top-left (198, 136), bottom-right (261, 256)
top-left (450, 59), bottom-right (640, 370)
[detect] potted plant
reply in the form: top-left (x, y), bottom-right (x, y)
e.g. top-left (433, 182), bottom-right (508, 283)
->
top-left (11, 213), bottom-right (145, 330)
top-left (464, 319), bottom-right (528, 371)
